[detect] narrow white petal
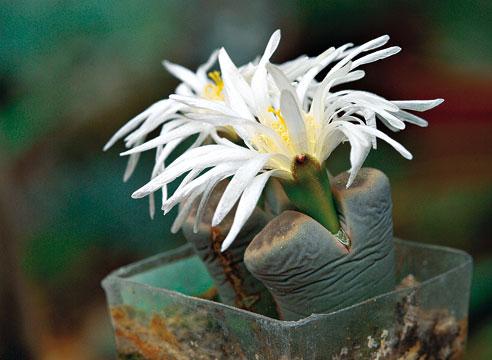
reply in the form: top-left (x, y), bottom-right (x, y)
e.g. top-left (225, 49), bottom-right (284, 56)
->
top-left (163, 60), bottom-right (203, 93)
top-left (392, 99), bottom-right (444, 112)
top-left (259, 29), bottom-right (281, 65)
top-left (218, 48), bottom-right (255, 108)
top-left (151, 138), bottom-right (182, 178)
top-left (103, 99), bottom-right (171, 151)
top-left (163, 162), bottom-right (239, 213)
top-left (170, 94), bottom-right (238, 117)
top-left (221, 171), bottom-right (276, 251)
top-left (149, 193), bottom-right (156, 219)
top-left (267, 63), bottom-right (295, 94)
top-left (311, 62), bottom-right (352, 121)
top-left (319, 126), bottom-right (345, 162)
top-left (123, 152), bottom-right (141, 182)
top-left (358, 125), bottom-right (413, 160)
top-left (347, 35), bottom-right (390, 55)
top-left (193, 174), bottom-right (230, 233)
top-left (278, 54), bottom-right (309, 79)
top-left (364, 111), bottom-right (378, 148)
top-left (295, 46), bottom-right (340, 101)
top-left (171, 191), bottom-right (202, 233)
top-left (251, 65), bottom-right (275, 124)
top-left (212, 155), bottom-right (270, 226)
top-left (352, 46), bottom-right (401, 68)
top-left (396, 110), bottom-right (429, 127)
top-left (121, 122), bottom-right (210, 155)
top-left (104, 114), bottom-right (146, 151)
top-left (280, 90), bottom-right (308, 153)
top-left (331, 35), bottom-right (390, 72)
top-left (219, 48), bottom-right (253, 118)
top-left (336, 90), bottom-right (399, 112)
top-left (132, 146), bottom-right (254, 198)
top-left (174, 168), bottom-right (203, 196)
top-left (334, 123), bottom-right (370, 187)
top-left (125, 103), bottom-right (186, 145)
top-left (332, 70), bottom-right (365, 87)
top-left (375, 110), bottom-right (406, 130)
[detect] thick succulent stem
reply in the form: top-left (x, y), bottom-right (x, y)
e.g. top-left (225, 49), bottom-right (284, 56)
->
top-left (280, 154), bottom-right (340, 235)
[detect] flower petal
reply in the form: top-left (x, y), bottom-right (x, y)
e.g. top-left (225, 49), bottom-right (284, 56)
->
top-left (163, 60), bottom-right (203, 93)
top-left (212, 155), bottom-right (270, 226)
top-left (103, 99), bottom-right (172, 151)
top-left (170, 94), bottom-right (238, 117)
top-left (395, 110), bottom-right (429, 127)
top-left (221, 171), bottom-right (276, 251)
top-left (131, 145), bottom-right (254, 198)
top-left (120, 122), bottom-right (211, 155)
top-left (259, 30), bottom-right (281, 65)
top-left (280, 90), bottom-right (308, 153)
top-left (219, 48), bottom-right (254, 118)
top-left (123, 140), bottom-right (143, 182)
top-left (392, 99), bottom-right (444, 112)
top-left (352, 46), bottom-right (401, 68)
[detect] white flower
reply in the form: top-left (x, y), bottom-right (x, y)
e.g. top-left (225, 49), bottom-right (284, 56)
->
top-left (104, 49), bottom-right (221, 173)
top-left (103, 49), bottom-right (229, 217)
top-left (105, 30), bottom-right (347, 217)
top-left (105, 30), bottom-right (354, 179)
top-left (126, 31), bottom-right (442, 251)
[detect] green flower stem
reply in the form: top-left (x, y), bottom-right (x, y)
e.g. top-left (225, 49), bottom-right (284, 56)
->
top-left (280, 154), bottom-right (341, 235)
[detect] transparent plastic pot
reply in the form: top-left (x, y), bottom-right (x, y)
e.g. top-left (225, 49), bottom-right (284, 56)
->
top-left (102, 239), bottom-right (472, 359)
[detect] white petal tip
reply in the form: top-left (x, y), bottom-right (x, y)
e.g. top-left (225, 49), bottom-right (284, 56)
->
top-left (120, 149), bottom-right (134, 156)
top-left (160, 205), bottom-right (170, 215)
top-left (131, 191), bottom-right (147, 199)
top-left (220, 244), bottom-right (230, 252)
top-left (345, 176), bottom-right (354, 189)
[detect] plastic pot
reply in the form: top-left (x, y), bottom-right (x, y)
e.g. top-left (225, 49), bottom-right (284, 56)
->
top-left (102, 239), bottom-right (472, 359)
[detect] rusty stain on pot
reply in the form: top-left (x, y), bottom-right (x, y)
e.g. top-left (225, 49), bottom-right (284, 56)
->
top-left (210, 226), bottom-right (261, 311)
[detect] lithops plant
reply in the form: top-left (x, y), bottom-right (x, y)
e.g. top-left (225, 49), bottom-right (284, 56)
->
top-left (244, 168), bottom-right (394, 320)
top-left (106, 30), bottom-right (442, 320)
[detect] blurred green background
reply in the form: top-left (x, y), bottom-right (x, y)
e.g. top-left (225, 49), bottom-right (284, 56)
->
top-left (0, 1), bottom-right (490, 359)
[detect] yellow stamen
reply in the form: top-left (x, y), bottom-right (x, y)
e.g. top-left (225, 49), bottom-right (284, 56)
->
top-left (267, 106), bottom-right (286, 127)
top-left (203, 71), bottom-right (224, 101)
top-left (267, 106), bottom-right (291, 145)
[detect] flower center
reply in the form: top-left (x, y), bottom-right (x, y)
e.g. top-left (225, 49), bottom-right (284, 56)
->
top-left (203, 71), bottom-right (225, 101)
top-left (250, 107), bottom-right (320, 173)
